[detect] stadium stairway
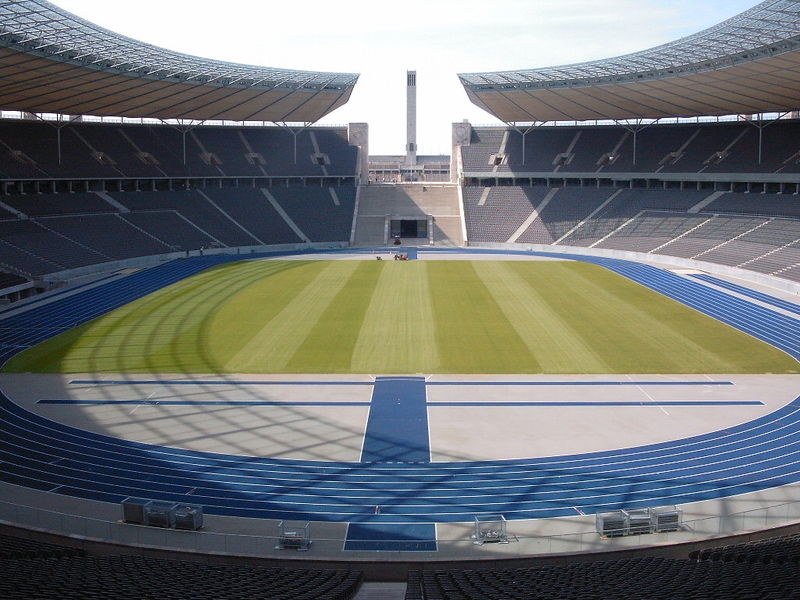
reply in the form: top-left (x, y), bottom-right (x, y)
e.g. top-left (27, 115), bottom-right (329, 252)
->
top-left (353, 184), bottom-right (463, 246)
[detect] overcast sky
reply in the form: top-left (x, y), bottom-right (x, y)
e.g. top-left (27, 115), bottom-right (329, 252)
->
top-left (54, 0), bottom-right (757, 155)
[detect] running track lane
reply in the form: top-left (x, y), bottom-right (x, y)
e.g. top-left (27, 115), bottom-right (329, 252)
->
top-left (1, 250), bottom-right (799, 530)
top-left (2, 390), bottom-right (800, 523)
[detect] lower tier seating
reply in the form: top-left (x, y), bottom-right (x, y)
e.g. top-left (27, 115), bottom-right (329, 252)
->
top-left (0, 532), bottom-right (85, 560)
top-left (406, 556), bottom-right (798, 600)
top-left (690, 531), bottom-right (800, 565)
top-left (0, 186), bottom-right (356, 275)
top-left (463, 186), bottom-right (800, 283)
top-left (0, 554), bottom-right (363, 600)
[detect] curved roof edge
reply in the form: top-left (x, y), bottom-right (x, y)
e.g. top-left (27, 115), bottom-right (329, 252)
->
top-left (458, 1), bottom-right (800, 123)
top-left (0, 0), bottom-right (358, 122)
top-left (460, 0), bottom-right (800, 88)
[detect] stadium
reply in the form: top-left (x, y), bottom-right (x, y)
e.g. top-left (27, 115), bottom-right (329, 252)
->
top-left (0, 0), bottom-right (799, 598)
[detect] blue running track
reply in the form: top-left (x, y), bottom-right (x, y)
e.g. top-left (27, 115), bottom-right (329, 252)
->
top-left (689, 273), bottom-right (800, 317)
top-left (360, 377), bottom-right (430, 464)
top-left (1, 250), bottom-right (799, 551)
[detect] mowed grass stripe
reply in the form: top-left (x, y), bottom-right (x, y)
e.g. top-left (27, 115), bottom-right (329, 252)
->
top-left (510, 260), bottom-right (689, 373)
top-left (427, 261), bottom-right (539, 373)
top-left (6, 259), bottom-right (797, 375)
top-left (283, 261), bottom-right (381, 373)
top-left (472, 261), bottom-right (611, 373)
top-left (349, 262), bottom-right (439, 373)
top-left (509, 261), bottom-right (797, 373)
top-left (226, 260), bottom-right (362, 372)
top-left (201, 261), bottom-right (326, 369)
top-left (4, 260), bottom-right (302, 373)
top-left (553, 263), bottom-right (732, 373)
top-left (145, 260), bottom-right (320, 372)
top-left (564, 262), bottom-right (799, 372)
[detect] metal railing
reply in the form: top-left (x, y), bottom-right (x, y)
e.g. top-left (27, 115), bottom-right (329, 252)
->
top-left (2, 497), bottom-right (799, 559)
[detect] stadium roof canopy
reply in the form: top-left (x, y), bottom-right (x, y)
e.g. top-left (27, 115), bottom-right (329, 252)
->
top-left (459, 0), bottom-right (800, 123)
top-left (0, 0), bottom-right (359, 123)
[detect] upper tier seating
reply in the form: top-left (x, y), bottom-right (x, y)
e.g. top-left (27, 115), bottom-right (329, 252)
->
top-left (464, 121), bottom-right (800, 175)
top-left (0, 120), bottom-right (357, 179)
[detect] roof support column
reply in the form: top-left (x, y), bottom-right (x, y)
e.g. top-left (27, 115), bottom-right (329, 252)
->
top-left (616, 119), bottom-right (659, 167)
top-left (741, 112), bottom-right (791, 165)
top-left (164, 120), bottom-right (205, 166)
top-left (273, 122), bottom-right (314, 164)
top-left (29, 113), bottom-right (73, 166)
top-left (506, 122), bottom-right (544, 166)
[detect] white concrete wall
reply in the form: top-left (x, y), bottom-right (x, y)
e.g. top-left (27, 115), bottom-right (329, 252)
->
top-left (469, 242), bottom-right (800, 295)
top-left (42, 242), bottom-right (348, 284)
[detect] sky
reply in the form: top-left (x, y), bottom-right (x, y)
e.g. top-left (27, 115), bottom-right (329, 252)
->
top-left (53, 0), bottom-right (758, 156)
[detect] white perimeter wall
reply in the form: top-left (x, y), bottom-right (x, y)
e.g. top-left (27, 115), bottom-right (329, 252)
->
top-left (470, 242), bottom-right (800, 296)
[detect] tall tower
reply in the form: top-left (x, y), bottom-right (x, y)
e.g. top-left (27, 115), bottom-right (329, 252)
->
top-left (405, 70), bottom-right (417, 166)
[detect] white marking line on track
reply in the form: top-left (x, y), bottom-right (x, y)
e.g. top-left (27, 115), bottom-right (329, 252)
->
top-left (627, 376), bottom-right (670, 416)
top-left (129, 392), bottom-right (156, 415)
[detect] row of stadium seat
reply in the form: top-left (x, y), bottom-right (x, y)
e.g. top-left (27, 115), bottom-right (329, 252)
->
top-left (689, 531), bottom-right (800, 564)
top-left (2, 185), bottom-right (797, 283)
top-left (0, 187), bottom-right (356, 275)
top-left (405, 556), bottom-right (798, 599)
top-left (461, 121), bottom-right (800, 174)
top-left (462, 187), bottom-right (800, 282)
top-left (0, 554), bottom-right (363, 600)
top-left (0, 271), bottom-right (28, 290)
top-left (0, 532), bottom-right (85, 560)
top-left (0, 120), bottom-right (357, 180)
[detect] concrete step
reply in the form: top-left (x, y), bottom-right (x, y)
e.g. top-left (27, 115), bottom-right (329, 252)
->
top-left (354, 184), bottom-right (463, 245)
top-left (359, 185), bottom-right (459, 216)
top-left (352, 581), bottom-right (407, 600)
top-left (353, 216), bottom-right (386, 244)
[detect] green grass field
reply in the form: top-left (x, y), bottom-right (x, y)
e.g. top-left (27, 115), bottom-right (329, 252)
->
top-left (4, 259), bottom-right (798, 374)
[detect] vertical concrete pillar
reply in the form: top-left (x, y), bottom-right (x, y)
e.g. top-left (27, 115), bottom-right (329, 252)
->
top-left (406, 70), bottom-right (417, 167)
